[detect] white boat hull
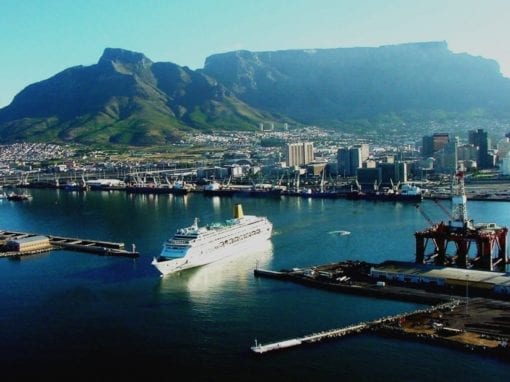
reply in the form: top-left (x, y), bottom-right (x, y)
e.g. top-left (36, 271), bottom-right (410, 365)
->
top-left (152, 227), bottom-right (272, 276)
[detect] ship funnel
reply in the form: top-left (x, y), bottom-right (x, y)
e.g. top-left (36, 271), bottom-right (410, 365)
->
top-left (233, 204), bottom-right (244, 219)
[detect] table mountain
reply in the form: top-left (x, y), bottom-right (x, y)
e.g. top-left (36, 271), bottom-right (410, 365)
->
top-left (203, 41), bottom-right (510, 123)
top-left (2, 42), bottom-right (510, 146)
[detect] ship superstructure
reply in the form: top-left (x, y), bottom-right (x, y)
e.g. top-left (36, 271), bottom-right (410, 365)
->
top-left (415, 170), bottom-right (508, 271)
top-left (152, 204), bottom-right (272, 275)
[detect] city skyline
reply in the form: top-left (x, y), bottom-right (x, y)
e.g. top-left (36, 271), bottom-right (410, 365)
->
top-left (1, 0), bottom-right (510, 108)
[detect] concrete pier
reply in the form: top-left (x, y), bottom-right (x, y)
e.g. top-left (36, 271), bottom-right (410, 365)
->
top-left (251, 300), bottom-right (460, 354)
top-left (0, 230), bottom-right (139, 258)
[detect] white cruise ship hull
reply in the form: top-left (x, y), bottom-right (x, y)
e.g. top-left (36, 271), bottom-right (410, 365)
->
top-left (152, 233), bottom-right (271, 275)
top-left (152, 217), bottom-right (272, 276)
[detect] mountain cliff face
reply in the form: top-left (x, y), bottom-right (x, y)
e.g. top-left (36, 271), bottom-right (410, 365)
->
top-left (1, 42), bottom-right (509, 146)
top-left (203, 42), bottom-right (510, 123)
top-left (0, 48), bottom-right (269, 146)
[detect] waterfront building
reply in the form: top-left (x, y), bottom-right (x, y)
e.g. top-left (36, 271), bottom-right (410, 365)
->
top-left (458, 144), bottom-right (478, 163)
top-left (305, 161), bottom-right (327, 177)
top-left (227, 164), bottom-right (244, 178)
top-left (286, 142), bottom-right (314, 167)
top-left (434, 138), bottom-right (458, 174)
top-left (497, 138), bottom-right (510, 163)
top-left (196, 167), bottom-right (229, 180)
top-left (502, 152), bottom-right (510, 176)
top-left (377, 161), bottom-right (407, 187)
top-left (6, 235), bottom-right (51, 252)
top-left (355, 159), bottom-right (412, 189)
top-left (353, 143), bottom-right (370, 162)
top-left (337, 146), bottom-right (363, 177)
top-left (356, 167), bottom-right (382, 190)
top-left (370, 261), bottom-right (510, 295)
top-left (364, 159), bottom-right (377, 169)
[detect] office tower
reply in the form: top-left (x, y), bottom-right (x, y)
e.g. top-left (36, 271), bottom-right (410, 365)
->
top-left (469, 129), bottom-right (492, 169)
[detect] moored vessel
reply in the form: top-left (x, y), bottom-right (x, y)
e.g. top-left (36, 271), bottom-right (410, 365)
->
top-left (343, 183), bottom-right (422, 202)
top-left (203, 181), bottom-right (236, 197)
top-left (6, 192), bottom-right (32, 201)
top-left (152, 204), bottom-right (273, 275)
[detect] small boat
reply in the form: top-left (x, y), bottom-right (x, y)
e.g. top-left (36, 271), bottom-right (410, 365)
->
top-left (7, 192), bottom-right (32, 201)
top-left (329, 230), bottom-right (351, 236)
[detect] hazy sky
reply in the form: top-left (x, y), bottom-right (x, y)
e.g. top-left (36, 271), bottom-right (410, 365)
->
top-left (1, 0), bottom-right (509, 108)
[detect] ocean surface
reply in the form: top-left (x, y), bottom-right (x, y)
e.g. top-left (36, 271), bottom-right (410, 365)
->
top-left (1, 189), bottom-right (510, 380)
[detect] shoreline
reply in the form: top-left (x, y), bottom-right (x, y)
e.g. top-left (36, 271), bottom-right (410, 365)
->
top-left (254, 267), bottom-right (510, 361)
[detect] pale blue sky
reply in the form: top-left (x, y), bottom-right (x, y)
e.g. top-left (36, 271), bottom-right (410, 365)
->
top-left (1, 0), bottom-right (509, 107)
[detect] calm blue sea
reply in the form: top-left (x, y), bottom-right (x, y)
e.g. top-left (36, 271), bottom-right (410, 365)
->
top-left (1, 189), bottom-right (510, 380)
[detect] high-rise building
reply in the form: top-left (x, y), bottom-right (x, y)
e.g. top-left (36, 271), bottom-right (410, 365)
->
top-left (501, 152), bottom-right (510, 176)
top-left (457, 144), bottom-right (478, 162)
top-left (353, 143), bottom-right (370, 162)
top-left (422, 135), bottom-right (434, 157)
top-left (286, 142), bottom-right (314, 167)
top-left (337, 146), bottom-right (363, 177)
top-left (497, 137), bottom-right (510, 163)
top-left (469, 129), bottom-right (492, 169)
top-left (422, 133), bottom-right (450, 157)
top-left (377, 161), bottom-right (407, 186)
top-left (337, 148), bottom-right (350, 176)
top-left (442, 137), bottom-right (459, 174)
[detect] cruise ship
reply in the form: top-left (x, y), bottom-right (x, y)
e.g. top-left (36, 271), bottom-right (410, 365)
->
top-left (152, 204), bottom-right (273, 276)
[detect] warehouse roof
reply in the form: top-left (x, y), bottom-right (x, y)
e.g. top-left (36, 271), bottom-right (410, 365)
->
top-left (7, 235), bottom-right (49, 244)
top-left (373, 261), bottom-right (510, 287)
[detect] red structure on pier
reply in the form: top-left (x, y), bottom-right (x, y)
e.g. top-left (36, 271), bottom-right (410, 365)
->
top-left (415, 171), bottom-right (508, 271)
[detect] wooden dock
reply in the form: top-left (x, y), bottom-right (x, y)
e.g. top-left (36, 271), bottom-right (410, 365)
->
top-left (251, 300), bottom-right (460, 354)
top-left (0, 230), bottom-right (139, 258)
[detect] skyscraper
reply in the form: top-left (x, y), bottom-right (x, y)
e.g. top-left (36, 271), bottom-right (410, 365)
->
top-left (422, 133), bottom-right (449, 157)
top-left (337, 146), bottom-right (363, 177)
top-left (468, 129), bottom-right (491, 169)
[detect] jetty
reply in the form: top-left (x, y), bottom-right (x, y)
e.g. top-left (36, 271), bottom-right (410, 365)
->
top-left (0, 230), bottom-right (139, 258)
top-left (253, 264), bottom-right (510, 361)
top-left (251, 300), bottom-right (460, 354)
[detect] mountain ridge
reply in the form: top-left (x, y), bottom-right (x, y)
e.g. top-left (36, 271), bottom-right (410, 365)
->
top-left (202, 41), bottom-right (510, 123)
top-left (1, 42), bottom-right (509, 146)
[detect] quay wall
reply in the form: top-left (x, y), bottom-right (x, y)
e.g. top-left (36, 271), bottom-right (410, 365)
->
top-left (254, 269), bottom-right (448, 305)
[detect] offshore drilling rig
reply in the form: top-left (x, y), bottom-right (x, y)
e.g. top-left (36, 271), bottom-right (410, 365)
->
top-left (415, 170), bottom-right (508, 271)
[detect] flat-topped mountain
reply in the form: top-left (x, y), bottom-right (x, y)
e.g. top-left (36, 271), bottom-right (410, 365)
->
top-left (203, 41), bottom-right (510, 123)
top-left (1, 42), bottom-right (509, 146)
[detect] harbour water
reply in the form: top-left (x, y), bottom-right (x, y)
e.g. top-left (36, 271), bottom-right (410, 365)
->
top-left (1, 189), bottom-right (510, 380)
